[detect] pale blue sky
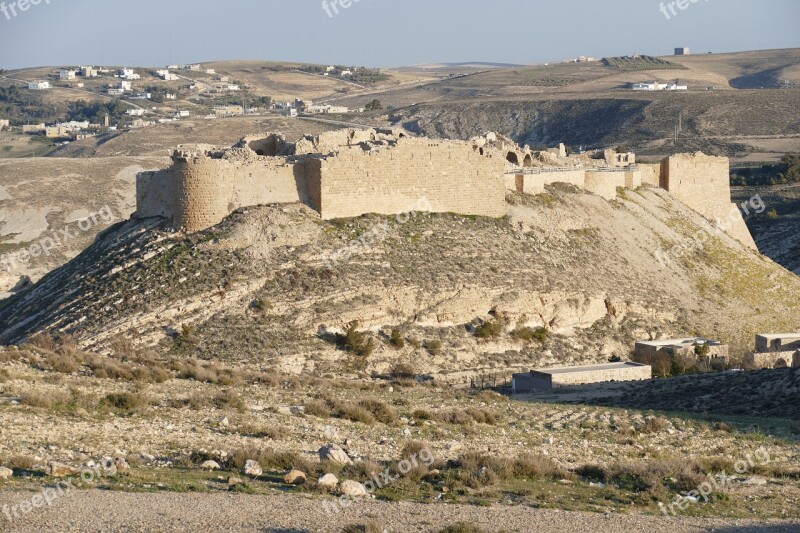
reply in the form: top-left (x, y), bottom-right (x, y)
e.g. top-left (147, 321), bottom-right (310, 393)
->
top-left (0, 0), bottom-right (798, 69)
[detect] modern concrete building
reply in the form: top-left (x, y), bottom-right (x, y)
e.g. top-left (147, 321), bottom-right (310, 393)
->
top-left (28, 81), bottom-right (50, 90)
top-left (511, 362), bottom-right (652, 393)
top-left (675, 47), bottom-right (690, 55)
top-left (634, 337), bottom-right (728, 360)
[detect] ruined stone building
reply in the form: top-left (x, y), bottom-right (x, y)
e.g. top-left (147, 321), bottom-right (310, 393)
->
top-left (135, 128), bottom-right (756, 250)
top-left (746, 334), bottom-right (800, 369)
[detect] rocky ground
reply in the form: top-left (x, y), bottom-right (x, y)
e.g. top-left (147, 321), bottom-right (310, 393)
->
top-left (1, 345), bottom-right (799, 528)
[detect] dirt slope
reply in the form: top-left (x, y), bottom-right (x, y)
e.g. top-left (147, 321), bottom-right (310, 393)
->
top-left (0, 185), bottom-right (796, 379)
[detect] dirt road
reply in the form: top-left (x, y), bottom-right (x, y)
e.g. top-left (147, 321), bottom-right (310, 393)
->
top-left (1, 490), bottom-right (797, 532)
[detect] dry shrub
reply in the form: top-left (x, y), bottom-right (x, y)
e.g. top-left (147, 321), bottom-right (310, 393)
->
top-left (639, 416), bottom-right (669, 434)
top-left (608, 459), bottom-right (705, 495)
top-left (46, 353), bottom-right (79, 374)
top-left (304, 399), bottom-right (333, 418)
top-left (19, 390), bottom-right (63, 408)
top-left (226, 446), bottom-right (314, 473)
top-left (101, 391), bottom-right (149, 412)
top-left (412, 409), bottom-right (432, 421)
top-left (438, 408), bottom-right (498, 425)
top-left (0, 350), bottom-right (24, 363)
top-left (342, 523), bottom-right (385, 533)
top-left (339, 460), bottom-right (383, 481)
top-left (87, 355), bottom-right (170, 383)
top-left (452, 451), bottom-right (568, 486)
top-left (173, 359), bottom-right (243, 386)
top-left (25, 333), bottom-right (57, 352)
top-left (8, 455), bottom-right (37, 471)
top-left (439, 524), bottom-right (487, 533)
top-left (357, 398), bottom-right (397, 424)
top-left (337, 403), bottom-right (375, 425)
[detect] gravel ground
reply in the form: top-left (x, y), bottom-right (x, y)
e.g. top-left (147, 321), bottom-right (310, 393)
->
top-left (2, 490), bottom-right (799, 532)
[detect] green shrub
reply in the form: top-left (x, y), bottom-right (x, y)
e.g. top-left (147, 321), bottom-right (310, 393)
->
top-left (474, 319), bottom-right (503, 339)
top-left (389, 328), bottom-right (405, 348)
top-left (423, 339), bottom-right (442, 355)
top-left (510, 326), bottom-right (548, 343)
top-left (337, 321), bottom-right (376, 357)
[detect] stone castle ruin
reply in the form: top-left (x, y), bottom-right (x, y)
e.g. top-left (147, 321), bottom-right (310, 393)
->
top-left (135, 128), bottom-right (755, 249)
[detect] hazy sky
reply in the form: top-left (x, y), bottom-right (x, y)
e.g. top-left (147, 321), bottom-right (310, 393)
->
top-left (0, 0), bottom-right (798, 69)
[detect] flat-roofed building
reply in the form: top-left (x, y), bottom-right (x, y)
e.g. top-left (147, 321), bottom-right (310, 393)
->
top-left (512, 362), bottom-right (652, 393)
top-left (634, 338), bottom-right (728, 360)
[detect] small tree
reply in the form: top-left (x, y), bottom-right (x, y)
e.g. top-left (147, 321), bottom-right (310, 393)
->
top-left (365, 99), bottom-right (383, 111)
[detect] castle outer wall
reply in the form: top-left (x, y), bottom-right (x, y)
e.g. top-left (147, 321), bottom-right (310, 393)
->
top-left (312, 139), bottom-right (505, 220)
top-left (136, 136), bottom-right (506, 232)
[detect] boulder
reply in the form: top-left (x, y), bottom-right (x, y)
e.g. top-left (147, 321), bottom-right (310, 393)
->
top-left (47, 462), bottom-right (80, 478)
top-left (201, 460), bottom-right (221, 470)
top-left (283, 469), bottom-right (307, 485)
top-left (317, 473), bottom-right (338, 490)
top-left (0, 467), bottom-right (13, 480)
top-left (318, 443), bottom-right (352, 466)
top-left (242, 460), bottom-right (262, 477)
top-left (227, 476), bottom-right (243, 486)
top-left (339, 479), bottom-right (368, 498)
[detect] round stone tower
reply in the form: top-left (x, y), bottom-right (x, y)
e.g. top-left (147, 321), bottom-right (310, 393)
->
top-left (172, 150), bottom-right (235, 233)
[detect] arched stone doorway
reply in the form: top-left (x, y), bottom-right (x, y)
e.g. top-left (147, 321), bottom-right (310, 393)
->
top-left (506, 152), bottom-right (519, 165)
top-left (775, 358), bottom-right (788, 368)
top-left (523, 154), bottom-right (533, 167)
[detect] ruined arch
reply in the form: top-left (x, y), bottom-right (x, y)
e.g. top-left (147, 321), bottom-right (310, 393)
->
top-left (506, 152), bottom-right (519, 165)
top-left (523, 154), bottom-right (533, 167)
top-left (248, 135), bottom-right (281, 157)
top-left (775, 358), bottom-right (788, 368)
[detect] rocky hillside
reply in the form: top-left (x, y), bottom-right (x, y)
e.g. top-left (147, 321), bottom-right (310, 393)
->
top-left (583, 366), bottom-right (800, 420)
top-left (734, 184), bottom-right (800, 274)
top-left (0, 186), bottom-right (798, 381)
top-left (394, 91), bottom-right (800, 153)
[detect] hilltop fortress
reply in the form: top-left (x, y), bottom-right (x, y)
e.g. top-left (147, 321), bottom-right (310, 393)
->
top-left (135, 128), bottom-right (755, 248)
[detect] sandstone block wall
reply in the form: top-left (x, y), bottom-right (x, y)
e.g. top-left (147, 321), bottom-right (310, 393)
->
top-left (662, 153), bottom-right (757, 249)
top-left (639, 164), bottom-right (661, 187)
top-left (584, 171), bottom-right (626, 200)
top-left (136, 169), bottom-right (176, 219)
top-left (315, 139), bottom-right (506, 220)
